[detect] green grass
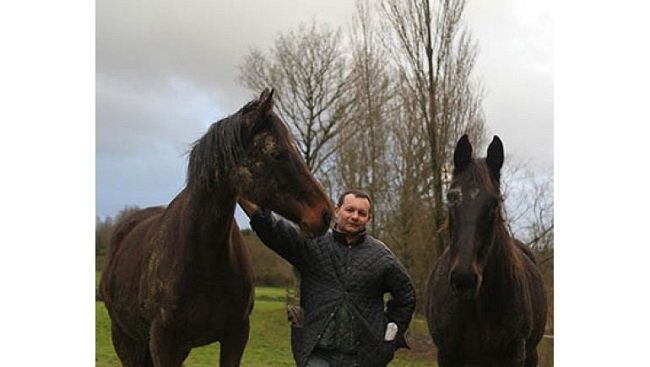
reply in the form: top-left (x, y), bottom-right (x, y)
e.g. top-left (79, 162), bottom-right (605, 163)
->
top-left (96, 301), bottom-right (121, 367)
top-left (96, 284), bottom-right (434, 366)
top-left (96, 273), bottom-right (549, 366)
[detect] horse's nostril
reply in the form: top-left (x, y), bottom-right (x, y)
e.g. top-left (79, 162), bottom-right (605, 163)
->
top-left (450, 271), bottom-right (478, 289)
top-left (321, 210), bottom-right (332, 228)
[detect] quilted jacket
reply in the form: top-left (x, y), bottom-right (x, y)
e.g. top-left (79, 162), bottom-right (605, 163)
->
top-left (250, 208), bottom-right (416, 367)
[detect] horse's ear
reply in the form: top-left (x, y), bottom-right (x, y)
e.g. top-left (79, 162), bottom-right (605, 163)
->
top-left (257, 88), bottom-right (274, 116)
top-left (242, 88), bottom-right (275, 139)
top-left (486, 135), bottom-right (504, 178)
top-left (453, 134), bottom-right (472, 172)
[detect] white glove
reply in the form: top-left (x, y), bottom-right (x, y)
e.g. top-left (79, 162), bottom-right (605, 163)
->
top-left (384, 322), bottom-right (398, 341)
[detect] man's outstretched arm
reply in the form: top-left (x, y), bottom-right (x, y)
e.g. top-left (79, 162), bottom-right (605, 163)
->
top-left (238, 197), bottom-right (309, 268)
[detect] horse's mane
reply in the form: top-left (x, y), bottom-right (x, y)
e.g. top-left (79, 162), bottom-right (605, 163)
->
top-left (185, 98), bottom-right (293, 194)
top-left (186, 116), bottom-right (243, 192)
top-left (186, 99), bottom-right (262, 193)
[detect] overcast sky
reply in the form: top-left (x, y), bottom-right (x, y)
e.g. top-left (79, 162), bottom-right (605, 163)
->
top-left (96, 0), bottom-right (553, 223)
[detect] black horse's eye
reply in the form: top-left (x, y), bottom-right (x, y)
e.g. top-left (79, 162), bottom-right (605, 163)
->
top-left (489, 196), bottom-right (501, 210)
top-left (485, 196), bottom-right (501, 218)
top-left (271, 150), bottom-right (288, 161)
top-left (447, 189), bottom-right (462, 206)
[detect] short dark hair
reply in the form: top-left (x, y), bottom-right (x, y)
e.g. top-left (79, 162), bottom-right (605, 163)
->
top-left (336, 189), bottom-right (372, 212)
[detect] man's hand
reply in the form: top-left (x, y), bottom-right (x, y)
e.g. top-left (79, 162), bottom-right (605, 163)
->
top-left (238, 197), bottom-right (260, 217)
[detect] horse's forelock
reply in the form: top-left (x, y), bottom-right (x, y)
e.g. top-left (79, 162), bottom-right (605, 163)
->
top-left (463, 159), bottom-right (500, 196)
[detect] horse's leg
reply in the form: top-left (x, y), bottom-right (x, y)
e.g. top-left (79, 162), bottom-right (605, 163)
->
top-left (110, 320), bottom-right (150, 367)
top-left (501, 338), bottom-right (527, 367)
top-left (219, 319), bottom-right (250, 367)
top-left (436, 350), bottom-right (463, 367)
top-left (148, 320), bottom-right (191, 367)
top-left (524, 347), bottom-right (539, 367)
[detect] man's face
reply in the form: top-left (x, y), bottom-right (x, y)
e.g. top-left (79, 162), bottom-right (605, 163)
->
top-left (334, 194), bottom-right (371, 234)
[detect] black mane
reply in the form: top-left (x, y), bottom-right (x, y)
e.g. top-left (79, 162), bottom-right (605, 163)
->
top-left (186, 112), bottom-right (247, 193)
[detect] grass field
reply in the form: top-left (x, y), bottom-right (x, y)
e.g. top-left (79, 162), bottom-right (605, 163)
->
top-left (96, 273), bottom-right (551, 366)
top-left (95, 282), bottom-right (435, 366)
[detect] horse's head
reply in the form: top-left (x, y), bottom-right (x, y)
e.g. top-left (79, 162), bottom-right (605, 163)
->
top-left (446, 134), bottom-right (504, 300)
top-left (233, 88), bottom-right (334, 238)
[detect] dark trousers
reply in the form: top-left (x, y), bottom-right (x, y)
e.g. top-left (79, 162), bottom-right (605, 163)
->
top-left (306, 347), bottom-right (359, 367)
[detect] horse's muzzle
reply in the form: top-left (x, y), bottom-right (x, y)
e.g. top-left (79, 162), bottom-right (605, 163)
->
top-left (449, 270), bottom-right (479, 300)
top-left (321, 209), bottom-right (333, 228)
top-left (299, 208), bottom-right (333, 238)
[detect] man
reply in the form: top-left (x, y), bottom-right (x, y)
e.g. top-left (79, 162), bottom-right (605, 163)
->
top-left (238, 189), bottom-right (416, 367)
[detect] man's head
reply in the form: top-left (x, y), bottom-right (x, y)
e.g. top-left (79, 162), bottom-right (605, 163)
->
top-left (334, 190), bottom-right (372, 235)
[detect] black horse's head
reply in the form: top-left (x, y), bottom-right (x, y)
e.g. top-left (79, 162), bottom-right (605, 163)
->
top-left (232, 88), bottom-right (334, 237)
top-left (446, 134), bottom-right (504, 300)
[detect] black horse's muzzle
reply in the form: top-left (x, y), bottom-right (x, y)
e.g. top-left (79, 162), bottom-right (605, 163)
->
top-left (449, 270), bottom-right (479, 300)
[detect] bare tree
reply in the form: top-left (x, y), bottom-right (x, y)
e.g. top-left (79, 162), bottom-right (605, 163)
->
top-left (368, 78), bottom-right (438, 312)
top-left (96, 215), bottom-right (113, 270)
top-left (239, 21), bottom-right (357, 181)
top-left (379, 0), bottom-right (486, 256)
top-left (501, 161), bottom-right (554, 250)
top-left (333, 0), bottom-right (396, 234)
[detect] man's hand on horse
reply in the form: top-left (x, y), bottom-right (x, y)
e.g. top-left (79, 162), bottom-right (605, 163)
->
top-left (238, 197), bottom-right (259, 216)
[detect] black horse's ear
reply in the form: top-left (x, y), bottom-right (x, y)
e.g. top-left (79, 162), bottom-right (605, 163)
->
top-left (486, 135), bottom-right (504, 178)
top-left (453, 134), bottom-right (472, 173)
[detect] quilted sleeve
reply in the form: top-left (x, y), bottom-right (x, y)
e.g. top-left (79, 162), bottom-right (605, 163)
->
top-left (249, 208), bottom-right (309, 269)
top-left (384, 257), bottom-right (416, 349)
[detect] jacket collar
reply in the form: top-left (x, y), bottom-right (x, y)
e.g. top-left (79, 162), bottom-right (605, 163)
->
top-left (332, 225), bottom-right (367, 246)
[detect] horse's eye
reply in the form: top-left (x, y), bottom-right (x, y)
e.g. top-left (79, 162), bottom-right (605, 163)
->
top-left (271, 150), bottom-right (288, 161)
top-left (447, 189), bottom-right (462, 206)
top-left (486, 197), bottom-right (501, 216)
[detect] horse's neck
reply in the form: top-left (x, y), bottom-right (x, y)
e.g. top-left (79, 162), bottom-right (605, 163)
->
top-left (181, 185), bottom-right (238, 250)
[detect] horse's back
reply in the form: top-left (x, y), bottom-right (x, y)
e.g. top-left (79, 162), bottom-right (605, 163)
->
top-left (109, 206), bottom-right (166, 253)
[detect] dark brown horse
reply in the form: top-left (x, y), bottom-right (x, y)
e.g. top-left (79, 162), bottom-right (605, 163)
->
top-left (425, 135), bottom-right (547, 367)
top-left (99, 89), bottom-right (334, 367)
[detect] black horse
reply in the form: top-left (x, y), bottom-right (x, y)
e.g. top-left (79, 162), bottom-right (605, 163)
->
top-left (425, 135), bottom-right (547, 366)
top-left (99, 89), bottom-right (334, 367)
